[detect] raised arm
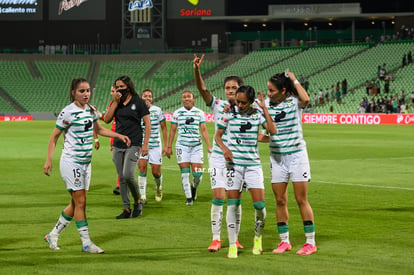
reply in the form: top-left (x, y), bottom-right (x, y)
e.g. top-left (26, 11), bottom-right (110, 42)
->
top-left (103, 87), bottom-right (119, 123)
top-left (287, 71), bottom-right (310, 108)
top-left (256, 91), bottom-right (277, 135)
top-left (193, 54), bottom-right (213, 105)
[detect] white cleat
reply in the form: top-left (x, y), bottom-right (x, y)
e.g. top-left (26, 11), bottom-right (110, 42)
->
top-left (155, 187), bottom-right (163, 201)
top-left (44, 233), bottom-right (60, 250)
top-left (82, 243), bottom-right (104, 254)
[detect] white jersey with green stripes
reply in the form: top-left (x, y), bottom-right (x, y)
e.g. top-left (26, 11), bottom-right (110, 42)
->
top-left (265, 96), bottom-right (306, 155)
top-left (171, 106), bottom-right (206, 147)
top-left (208, 96), bottom-right (229, 156)
top-left (141, 105), bottom-right (165, 149)
top-left (56, 103), bottom-right (99, 165)
top-left (216, 108), bottom-right (266, 167)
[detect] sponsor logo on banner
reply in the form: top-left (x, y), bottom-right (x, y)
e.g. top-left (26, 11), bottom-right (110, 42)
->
top-left (0, 116), bottom-right (33, 121)
top-left (180, 8), bottom-right (211, 16)
top-left (58, 0), bottom-right (88, 15)
top-left (180, 0), bottom-right (211, 17)
top-left (128, 0), bottom-right (153, 11)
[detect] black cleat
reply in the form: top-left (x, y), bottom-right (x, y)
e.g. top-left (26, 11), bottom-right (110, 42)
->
top-left (132, 202), bottom-right (143, 217)
top-left (113, 187), bottom-right (120, 195)
top-left (116, 209), bottom-right (131, 219)
top-left (191, 185), bottom-right (198, 201)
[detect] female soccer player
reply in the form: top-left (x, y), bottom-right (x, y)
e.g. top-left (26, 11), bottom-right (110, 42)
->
top-left (166, 90), bottom-right (211, 206)
top-left (215, 85), bottom-right (276, 258)
top-left (103, 76), bottom-right (151, 219)
top-left (265, 71), bottom-right (316, 255)
top-left (138, 88), bottom-right (168, 202)
top-left (43, 77), bottom-right (130, 253)
top-left (193, 54), bottom-right (244, 252)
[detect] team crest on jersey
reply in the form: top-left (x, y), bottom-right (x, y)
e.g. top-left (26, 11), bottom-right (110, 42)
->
top-left (131, 104), bottom-right (136, 110)
top-left (227, 177), bottom-right (234, 187)
top-left (74, 178), bottom-right (81, 188)
top-left (285, 99), bottom-right (294, 107)
top-left (211, 177), bottom-right (216, 186)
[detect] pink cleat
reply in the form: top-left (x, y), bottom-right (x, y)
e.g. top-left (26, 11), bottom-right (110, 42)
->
top-left (208, 239), bottom-right (222, 252)
top-left (236, 239), bottom-right (244, 249)
top-left (296, 243), bottom-right (317, 255)
top-left (272, 241), bottom-right (292, 254)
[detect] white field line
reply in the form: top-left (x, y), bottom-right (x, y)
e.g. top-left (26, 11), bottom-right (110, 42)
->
top-left (315, 180), bottom-right (414, 191)
top-left (160, 159), bottom-right (414, 191)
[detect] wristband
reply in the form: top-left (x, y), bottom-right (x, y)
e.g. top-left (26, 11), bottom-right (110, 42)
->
top-left (94, 139), bottom-right (99, 142)
top-left (293, 80), bottom-right (300, 85)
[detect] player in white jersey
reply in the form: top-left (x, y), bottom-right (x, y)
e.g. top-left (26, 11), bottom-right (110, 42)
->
top-left (43, 78), bottom-right (130, 253)
top-left (265, 72), bottom-right (316, 256)
top-left (193, 54), bottom-right (244, 252)
top-left (166, 91), bottom-right (211, 206)
top-left (215, 85), bottom-right (277, 258)
top-left (138, 88), bottom-right (168, 202)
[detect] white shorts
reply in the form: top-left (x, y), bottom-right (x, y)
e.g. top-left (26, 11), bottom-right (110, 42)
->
top-left (60, 157), bottom-right (91, 191)
top-left (209, 167), bottom-right (227, 189)
top-left (226, 164), bottom-right (264, 191)
top-left (270, 149), bottom-right (311, 183)
top-left (140, 146), bottom-right (162, 165)
top-left (208, 152), bottom-right (227, 189)
top-left (175, 144), bottom-right (203, 164)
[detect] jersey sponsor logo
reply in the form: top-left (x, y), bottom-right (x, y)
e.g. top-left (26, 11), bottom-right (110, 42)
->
top-left (277, 127), bottom-right (293, 134)
top-left (274, 111), bottom-right (286, 122)
top-left (185, 117), bottom-right (195, 124)
top-left (236, 139), bottom-right (256, 145)
top-left (84, 119), bottom-right (92, 132)
top-left (239, 122), bottom-right (252, 133)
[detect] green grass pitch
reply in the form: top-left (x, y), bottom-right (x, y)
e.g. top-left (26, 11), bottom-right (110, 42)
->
top-left (0, 121), bottom-right (413, 274)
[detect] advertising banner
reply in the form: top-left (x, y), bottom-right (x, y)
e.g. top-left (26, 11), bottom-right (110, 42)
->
top-left (49, 0), bottom-right (105, 21)
top-left (167, 0), bottom-right (224, 19)
top-left (0, 0), bottom-right (43, 21)
top-left (0, 115), bottom-right (33, 121)
top-left (302, 113), bottom-right (414, 125)
top-left (164, 113), bottom-right (414, 125)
